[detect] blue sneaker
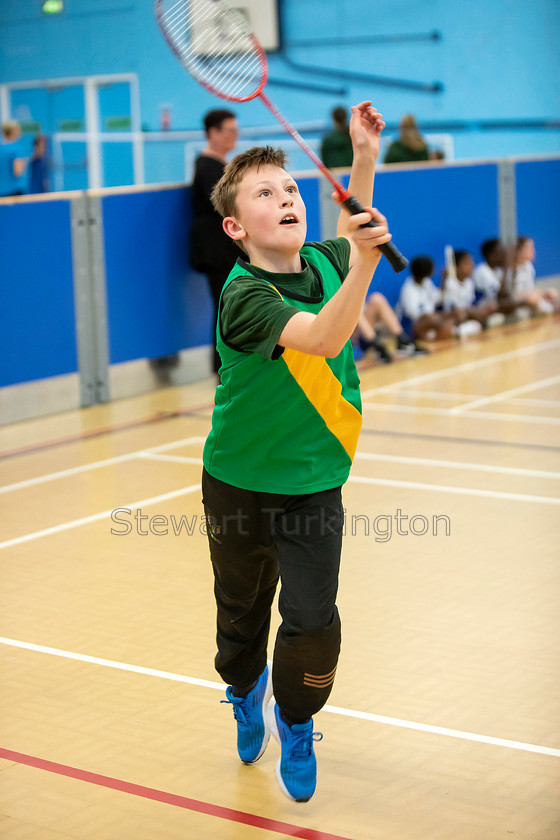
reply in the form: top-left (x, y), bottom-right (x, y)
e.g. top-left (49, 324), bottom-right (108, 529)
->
top-left (221, 665), bottom-right (273, 764)
top-left (268, 701), bottom-right (323, 802)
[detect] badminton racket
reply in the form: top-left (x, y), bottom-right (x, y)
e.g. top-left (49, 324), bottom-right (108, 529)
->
top-left (443, 244), bottom-right (456, 291)
top-left (155, 0), bottom-right (408, 272)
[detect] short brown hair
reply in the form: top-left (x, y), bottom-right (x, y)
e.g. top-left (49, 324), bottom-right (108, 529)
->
top-left (211, 146), bottom-right (287, 219)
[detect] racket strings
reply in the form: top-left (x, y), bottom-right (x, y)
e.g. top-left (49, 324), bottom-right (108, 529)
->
top-left (159, 0), bottom-right (264, 100)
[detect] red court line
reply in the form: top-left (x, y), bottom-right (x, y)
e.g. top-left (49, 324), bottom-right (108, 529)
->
top-left (0, 748), bottom-right (355, 840)
top-left (0, 403), bottom-right (213, 460)
top-left (0, 412), bottom-right (176, 459)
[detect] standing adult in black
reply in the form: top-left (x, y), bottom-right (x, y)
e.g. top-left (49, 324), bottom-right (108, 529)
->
top-left (190, 109), bottom-right (240, 374)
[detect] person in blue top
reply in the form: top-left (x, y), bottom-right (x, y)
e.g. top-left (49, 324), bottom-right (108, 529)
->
top-left (0, 121), bottom-right (28, 197)
top-left (28, 135), bottom-right (50, 194)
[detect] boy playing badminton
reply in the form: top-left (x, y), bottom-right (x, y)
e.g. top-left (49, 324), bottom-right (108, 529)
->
top-left (202, 101), bottom-right (390, 802)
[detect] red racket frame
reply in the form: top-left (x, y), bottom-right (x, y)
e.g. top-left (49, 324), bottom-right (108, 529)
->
top-left (155, 0), bottom-right (408, 271)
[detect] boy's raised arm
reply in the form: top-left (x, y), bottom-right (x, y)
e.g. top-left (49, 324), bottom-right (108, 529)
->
top-left (279, 207), bottom-right (391, 358)
top-left (336, 101), bottom-right (385, 254)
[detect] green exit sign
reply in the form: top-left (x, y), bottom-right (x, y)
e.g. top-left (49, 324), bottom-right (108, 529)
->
top-left (42, 0), bottom-right (64, 14)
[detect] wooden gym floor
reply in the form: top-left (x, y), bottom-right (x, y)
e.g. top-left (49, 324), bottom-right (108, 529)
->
top-left (1, 317), bottom-right (559, 840)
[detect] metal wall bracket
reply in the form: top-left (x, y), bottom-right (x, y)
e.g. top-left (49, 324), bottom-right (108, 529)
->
top-left (498, 161), bottom-right (517, 246)
top-left (70, 193), bottom-right (110, 406)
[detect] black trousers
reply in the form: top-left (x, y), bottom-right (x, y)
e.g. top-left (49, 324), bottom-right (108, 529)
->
top-left (201, 468), bottom-right (343, 722)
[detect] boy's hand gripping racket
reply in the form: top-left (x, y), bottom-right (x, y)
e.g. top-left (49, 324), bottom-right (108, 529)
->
top-left (155, 0), bottom-right (409, 272)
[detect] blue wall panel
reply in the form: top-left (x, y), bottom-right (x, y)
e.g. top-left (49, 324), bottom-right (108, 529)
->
top-left (1, 157), bottom-right (557, 393)
top-left (298, 176), bottom-right (321, 244)
top-left (515, 159), bottom-right (560, 277)
top-left (0, 200), bottom-right (78, 387)
top-left (343, 164), bottom-right (500, 305)
top-left (103, 186), bottom-right (213, 364)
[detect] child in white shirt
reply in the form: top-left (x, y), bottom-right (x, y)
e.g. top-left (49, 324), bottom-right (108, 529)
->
top-left (443, 250), bottom-right (497, 326)
top-left (512, 237), bottom-right (559, 314)
top-left (473, 238), bottom-right (519, 315)
top-left (398, 256), bottom-right (455, 340)
top-left (443, 251), bottom-right (497, 324)
top-left (473, 239), bottom-right (507, 301)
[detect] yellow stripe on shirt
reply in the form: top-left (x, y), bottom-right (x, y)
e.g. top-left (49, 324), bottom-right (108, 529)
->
top-left (281, 348), bottom-right (362, 461)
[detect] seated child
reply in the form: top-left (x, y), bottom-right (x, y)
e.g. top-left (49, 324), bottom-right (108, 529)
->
top-left (472, 239), bottom-right (517, 314)
top-left (443, 249), bottom-right (497, 325)
top-left (512, 236), bottom-right (559, 314)
top-left (398, 255), bottom-right (456, 340)
top-left (355, 291), bottom-right (429, 363)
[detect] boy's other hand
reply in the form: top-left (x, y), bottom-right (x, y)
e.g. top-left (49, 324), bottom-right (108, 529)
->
top-left (346, 207), bottom-right (391, 263)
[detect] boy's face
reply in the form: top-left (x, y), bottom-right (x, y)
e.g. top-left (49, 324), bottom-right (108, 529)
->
top-left (225, 164), bottom-right (307, 259)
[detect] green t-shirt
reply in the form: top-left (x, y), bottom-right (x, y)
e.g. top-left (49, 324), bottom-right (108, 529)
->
top-left (220, 238), bottom-right (351, 358)
top-left (203, 238), bottom-right (362, 494)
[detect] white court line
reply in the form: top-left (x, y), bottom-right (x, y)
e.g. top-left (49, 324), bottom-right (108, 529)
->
top-left (1, 637), bottom-right (558, 759)
top-left (144, 436), bottom-right (206, 453)
top-left (3, 451), bottom-right (558, 552)
top-left (0, 436), bottom-right (206, 495)
top-left (361, 338), bottom-right (560, 398)
top-left (109, 450), bottom-right (560, 481)
top-left (392, 390), bottom-right (485, 402)
top-left (0, 452), bottom-right (144, 495)
top-left (401, 391), bottom-right (560, 408)
top-left (0, 483), bottom-right (202, 551)
top-left (138, 452), bottom-right (203, 466)
top-left (362, 401), bottom-right (560, 426)
top-left (348, 475), bottom-right (560, 505)
top-left (509, 397), bottom-right (560, 408)
top-left (355, 452), bottom-right (560, 480)
top-left (324, 703), bottom-right (560, 757)
top-left (450, 374), bottom-right (560, 414)
top-left (0, 638), bottom-right (223, 690)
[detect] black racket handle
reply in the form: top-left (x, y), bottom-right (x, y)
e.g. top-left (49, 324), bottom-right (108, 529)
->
top-left (342, 195), bottom-right (409, 273)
